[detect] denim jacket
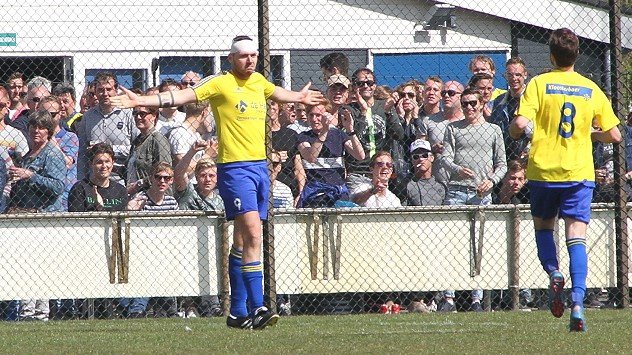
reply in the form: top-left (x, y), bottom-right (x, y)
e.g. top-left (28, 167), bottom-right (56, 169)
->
top-left (10, 141), bottom-right (66, 212)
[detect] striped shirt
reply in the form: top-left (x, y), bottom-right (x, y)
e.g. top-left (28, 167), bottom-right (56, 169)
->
top-left (135, 191), bottom-right (179, 211)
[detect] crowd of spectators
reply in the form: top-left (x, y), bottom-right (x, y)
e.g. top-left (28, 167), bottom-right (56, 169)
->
top-left (0, 51), bottom-right (626, 319)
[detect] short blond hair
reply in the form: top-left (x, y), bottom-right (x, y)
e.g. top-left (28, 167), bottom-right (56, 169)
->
top-left (195, 157), bottom-right (216, 175)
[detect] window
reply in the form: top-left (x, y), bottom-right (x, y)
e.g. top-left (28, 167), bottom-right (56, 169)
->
top-left (155, 56), bottom-right (215, 85)
top-left (85, 69), bottom-right (148, 91)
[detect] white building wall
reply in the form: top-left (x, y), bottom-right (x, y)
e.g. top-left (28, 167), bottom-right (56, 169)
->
top-left (0, 0), bottom-right (511, 90)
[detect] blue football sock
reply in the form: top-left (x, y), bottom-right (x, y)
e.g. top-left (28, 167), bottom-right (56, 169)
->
top-left (229, 246), bottom-right (248, 317)
top-left (241, 261), bottom-right (264, 314)
top-left (567, 238), bottom-right (588, 307)
top-left (535, 229), bottom-right (559, 274)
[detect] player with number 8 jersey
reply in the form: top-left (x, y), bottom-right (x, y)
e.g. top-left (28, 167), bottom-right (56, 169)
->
top-left (510, 28), bottom-right (621, 333)
top-left (516, 69), bottom-right (619, 182)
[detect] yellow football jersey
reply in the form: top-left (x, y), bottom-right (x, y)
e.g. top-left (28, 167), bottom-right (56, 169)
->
top-left (194, 72), bottom-right (276, 163)
top-left (516, 69), bottom-right (619, 182)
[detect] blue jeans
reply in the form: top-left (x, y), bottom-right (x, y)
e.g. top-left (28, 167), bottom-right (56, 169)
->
top-left (445, 186), bottom-right (492, 206)
top-left (119, 297), bottom-right (148, 314)
top-left (1, 300), bottom-right (20, 321)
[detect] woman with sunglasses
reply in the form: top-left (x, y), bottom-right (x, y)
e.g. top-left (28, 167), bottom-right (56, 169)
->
top-left (386, 81), bottom-right (424, 198)
top-left (126, 106), bottom-right (172, 195)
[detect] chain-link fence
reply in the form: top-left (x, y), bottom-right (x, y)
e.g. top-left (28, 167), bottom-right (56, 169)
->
top-left (0, 1), bottom-right (630, 321)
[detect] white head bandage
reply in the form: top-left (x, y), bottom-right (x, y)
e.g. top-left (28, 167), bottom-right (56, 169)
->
top-left (230, 37), bottom-right (259, 54)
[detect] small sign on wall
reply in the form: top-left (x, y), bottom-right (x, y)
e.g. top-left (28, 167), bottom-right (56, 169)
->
top-left (0, 33), bottom-right (17, 47)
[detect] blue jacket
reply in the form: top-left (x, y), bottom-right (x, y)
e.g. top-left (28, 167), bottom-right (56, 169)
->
top-left (489, 92), bottom-right (529, 161)
top-left (10, 141), bottom-right (66, 212)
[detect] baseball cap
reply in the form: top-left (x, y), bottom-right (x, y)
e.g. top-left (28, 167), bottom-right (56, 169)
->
top-left (327, 74), bottom-right (351, 88)
top-left (443, 290), bottom-right (455, 298)
top-left (410, 139), bottom-right (431, 153)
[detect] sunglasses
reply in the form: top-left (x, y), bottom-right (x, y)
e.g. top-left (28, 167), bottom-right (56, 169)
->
top-left (412, 152), bottom-right (431, 160)
top-left (374, 161), bottom-right (393, 168)
top-left (133, 111), bottom-right (151, 118)
top-left (354, 80), bottom-right (375, 87)
top-left (440, 90), bottom-right (461, 97)
top-left (48, 111), bottom-right (60, 118)
top-left (272, 161), bottom-right (282, 167)
top-left (29, 96), bottom-right (42, 103)
top-left (154, 174), bottom-right (173, 181)
top-left (401, 92), bottom-right (416, 98)
top-left (461, 100), bottom-right (479, 108)
top-left (181, 81), bottom-right (196, 87)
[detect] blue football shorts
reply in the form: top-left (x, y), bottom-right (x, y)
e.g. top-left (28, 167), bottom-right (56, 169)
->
top-left (217, 160), bottom-right (270, 221)
top-left (528, 181), bottom-right (594, 224)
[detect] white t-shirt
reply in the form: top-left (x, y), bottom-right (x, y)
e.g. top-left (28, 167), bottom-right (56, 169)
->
top-left (351, 181), bottom-right (402, 208)
top-left (0, 125), bottom-right (29, 158)
top-left (168, 126), bottom-right (200, 156)
top-left (272, 180), bottom-right (293, 208)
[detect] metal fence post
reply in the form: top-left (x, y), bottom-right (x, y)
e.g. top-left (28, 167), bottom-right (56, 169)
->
top-left (609, 0), bottom-right (630, 308)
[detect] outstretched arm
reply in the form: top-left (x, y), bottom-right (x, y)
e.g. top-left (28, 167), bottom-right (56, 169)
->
top-left (270, 82), bottom-right (325, 105)
top-left (110, 87), bottom-right (198, 109)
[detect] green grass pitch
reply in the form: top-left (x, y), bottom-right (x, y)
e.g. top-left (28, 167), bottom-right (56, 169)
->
top-left (0, 309), bottom-right (629, 353)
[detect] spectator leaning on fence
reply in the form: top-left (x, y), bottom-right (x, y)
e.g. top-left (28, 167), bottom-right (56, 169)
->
top-left (41, 95), bottom-right (79, 211)
top-left (509, 27), bottom-right (622, 332)
top-left (404, 139), bottom-right (446, 206)
top-left (297, 100), bottom-right (364, 208)
top-left (174, 140), bottom-right (224, 212)
top-left (172, 146), bottom-right (224, 318)
top-left (68, 142), bottom-right (128, 212)
top-left (124, 161), bottom-right (179, 318)
top-left (76, 72), bottom-right (138, 184)
top-left (492, 159), bottom-right (529, 205)
top-left (110, 35), bottom-right (324, 330)
top-left (350, 151), bottom-right (401, 208)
